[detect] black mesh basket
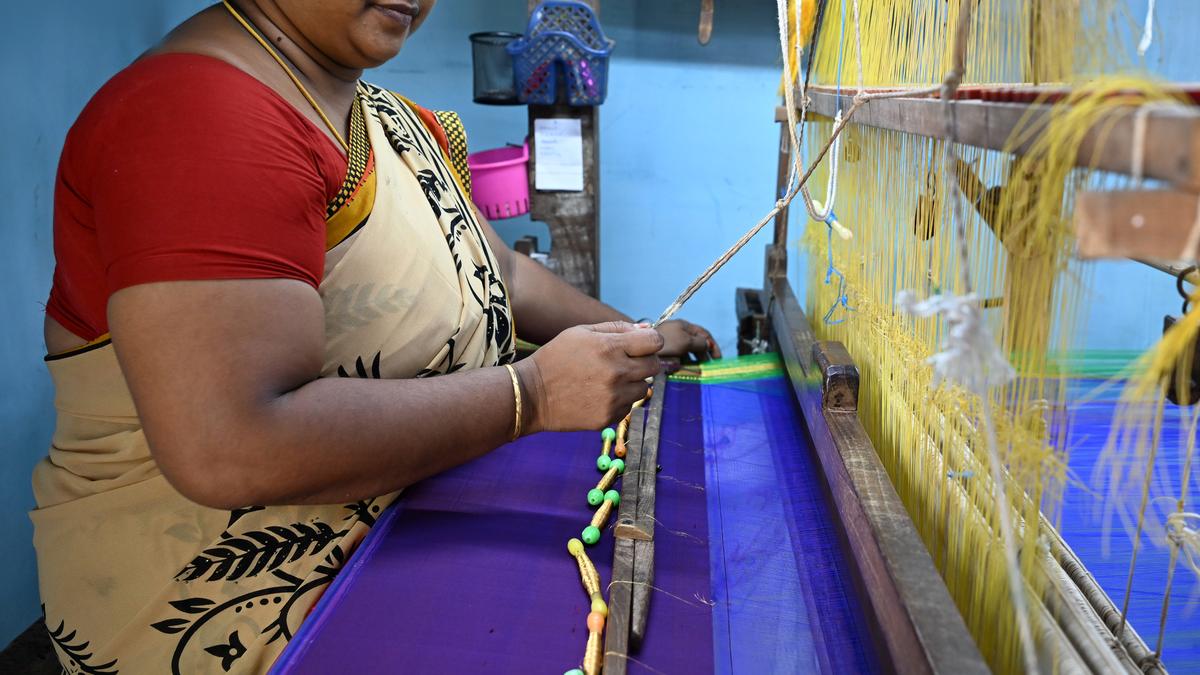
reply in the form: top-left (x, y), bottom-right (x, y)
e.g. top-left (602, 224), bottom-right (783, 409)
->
top-left (470, 32), bottom-right (522, 105)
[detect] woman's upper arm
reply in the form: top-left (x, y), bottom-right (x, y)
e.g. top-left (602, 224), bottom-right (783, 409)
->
top-left (81, 58), bottom-right (335, 503)
top-left (109, 278), bottom-right (326, 506)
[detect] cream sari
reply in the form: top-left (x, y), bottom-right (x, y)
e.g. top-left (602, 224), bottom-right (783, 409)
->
top-left (31, 83), bottom-right (514, 674)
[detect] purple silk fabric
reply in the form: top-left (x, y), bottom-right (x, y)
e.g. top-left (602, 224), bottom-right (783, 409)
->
top-left (274, 389), bottom-right (714, 674)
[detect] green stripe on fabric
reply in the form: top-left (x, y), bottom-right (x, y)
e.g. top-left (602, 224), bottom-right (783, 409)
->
top-left (670, 353), bottom-right (784, 384)
top-left (1044, 350), bottom-right (1142, 378)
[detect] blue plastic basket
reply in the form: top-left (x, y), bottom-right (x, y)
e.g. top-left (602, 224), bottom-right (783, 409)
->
top-left (507, 1), bottom-right (614, 106)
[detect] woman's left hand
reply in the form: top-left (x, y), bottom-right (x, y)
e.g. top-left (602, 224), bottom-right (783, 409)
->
top-left (655, 319), bottom-right (721, 361)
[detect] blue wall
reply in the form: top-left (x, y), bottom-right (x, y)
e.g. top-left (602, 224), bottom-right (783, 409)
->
top-left (0, 0), bottom-right (1195, 650)
top-left (376, 1), bottom-right (782, 346)
top-left (0, 1), bottom-right (203, 646)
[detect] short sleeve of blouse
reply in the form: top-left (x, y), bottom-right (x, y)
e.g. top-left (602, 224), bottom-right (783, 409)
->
top-left (75, 54), bottom-right (337, 296)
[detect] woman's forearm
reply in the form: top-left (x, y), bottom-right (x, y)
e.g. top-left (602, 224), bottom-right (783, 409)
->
top-left (111, 279), bottom-right (663, 511)
top-left (216, 364), bottom-right (526, 507)
top-left (112, 280), bottom-right (531, 509)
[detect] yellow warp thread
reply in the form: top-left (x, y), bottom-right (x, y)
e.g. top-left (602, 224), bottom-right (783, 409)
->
top-left (790, 1), bottom-right (1189, 672)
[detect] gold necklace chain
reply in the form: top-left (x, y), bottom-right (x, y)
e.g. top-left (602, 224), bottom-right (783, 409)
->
top-left (221, 0), bottom-right (350, 153)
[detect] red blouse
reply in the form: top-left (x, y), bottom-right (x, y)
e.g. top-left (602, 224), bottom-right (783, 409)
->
top-left (47, 53), bottom-right (348, 341)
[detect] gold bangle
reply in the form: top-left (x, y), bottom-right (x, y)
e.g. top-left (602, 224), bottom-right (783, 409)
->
top-left (503, 364), bottom-right (522, 441)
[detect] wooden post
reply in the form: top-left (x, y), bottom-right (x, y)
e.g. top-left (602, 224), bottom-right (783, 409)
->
top-left (765, 118), bottom-right (792, 287)
top-left (526, 0), bottom-right (602, 297)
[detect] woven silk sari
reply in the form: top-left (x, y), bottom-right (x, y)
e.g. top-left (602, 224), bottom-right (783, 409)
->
top-left (31, 83), bottom-right (514, 675)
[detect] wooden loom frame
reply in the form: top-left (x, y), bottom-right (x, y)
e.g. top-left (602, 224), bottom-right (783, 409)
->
top-left (767, 276), bottom-right (992, 674)
top-left (763, 87), bottom-right (1175, 673)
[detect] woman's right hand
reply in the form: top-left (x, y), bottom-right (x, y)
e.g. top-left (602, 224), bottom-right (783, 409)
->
top-left (516, 322), bottom-right (664, 433)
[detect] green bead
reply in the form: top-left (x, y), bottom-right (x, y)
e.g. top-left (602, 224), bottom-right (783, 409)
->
top-left (587, 488), bottom-right (604, 506)
top-left (601, 427), bottom-right (616, 441)
top-left (597, 455), bottom-right (612, 471)
top-left (604, 490), bottom-right (621, 505)
top-left (611, 458), bottom-right (626, 474)
top-left (591, 595), bottom-right (608, 616)
top-left (582, 525), bottom-right (601, 545)
top-left (567, 538), bottom-right (584, 556)
top-left (565, 670), bottom-right (586, 675)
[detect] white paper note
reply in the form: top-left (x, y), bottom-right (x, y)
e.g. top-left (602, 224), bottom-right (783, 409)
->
top-left (534, 118), bottom-right (584, 192)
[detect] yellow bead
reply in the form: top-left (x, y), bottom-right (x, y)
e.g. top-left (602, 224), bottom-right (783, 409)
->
top-left (567, 538), bottom-right (584, 556)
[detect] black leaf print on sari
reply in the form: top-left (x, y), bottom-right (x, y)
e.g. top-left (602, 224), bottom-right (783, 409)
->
top-left (156, 568), bottom-right (313, 674)
top-left (343, 499), bottom-right (382, 527)
top-left (46, 607), bottom-right (119, 675)
top-left (337, 352), bottom-right (382, 379)
top-left (444, 233), bottom-right (464, 273)
top-left (445, 206), bottom-right (466, 234)
top-left (203, 631), bottom-right (246, 672)
top-left (416, 337), bottom-right (467, 378)
top-left (225, 506), bottom-right (265, 530)
top-left (417, 169), bottom-right (446, 216)
top-left (487, 296), bottom-right (514, 355)
top-left (357, 83), bottom-right (515, 366)
top-left (260, 551), bottom-right (345, 646)
top-left (174, 522), bottom-right (343, 582)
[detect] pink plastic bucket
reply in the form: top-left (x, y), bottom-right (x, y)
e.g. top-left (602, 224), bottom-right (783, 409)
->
top-left (468, 143), bottom-right (530, 220)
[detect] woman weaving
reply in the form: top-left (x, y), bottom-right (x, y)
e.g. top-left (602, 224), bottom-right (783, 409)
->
top-left (35, 1), bottom-right (718, 672)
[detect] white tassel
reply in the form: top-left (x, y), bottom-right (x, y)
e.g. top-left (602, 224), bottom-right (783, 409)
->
top-left (1167, 511), bottom-right (1200, 576)
top-left (895, 290), bottom-right (1016, 392)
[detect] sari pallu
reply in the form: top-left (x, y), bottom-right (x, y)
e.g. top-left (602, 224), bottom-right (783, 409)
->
top-left (31, 84), bottom-right (514, 675)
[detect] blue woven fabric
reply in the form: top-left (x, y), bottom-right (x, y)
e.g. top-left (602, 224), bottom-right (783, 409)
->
top-left (679, 376), bottom-right (878, 674)
top-left (1057, 378), bottom-right (1200, 672)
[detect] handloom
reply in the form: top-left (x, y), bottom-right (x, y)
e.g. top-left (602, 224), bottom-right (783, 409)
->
top-left (274, 0), bottom-right (1200, 673)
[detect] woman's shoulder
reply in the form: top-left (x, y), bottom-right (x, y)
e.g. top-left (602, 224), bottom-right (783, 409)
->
top-left (61, 52), bottom-right (342, 204)
top-left (71, 53), bottom-right (315, 148)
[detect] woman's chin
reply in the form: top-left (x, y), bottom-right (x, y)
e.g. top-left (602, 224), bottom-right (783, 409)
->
top-left (348, 37), bottom-right (407, 70)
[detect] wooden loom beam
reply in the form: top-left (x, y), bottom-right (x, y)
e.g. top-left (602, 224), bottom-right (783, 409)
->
top-left (1075, 189), bottom-right (1200, 262)
top-left (604, 373), bottom-right (665, 674)
top-left (629, 378), bottom-right (663, 648)
top-left (603, 401), bottom-right (639, 675)
top-left (775, 88), bottom-right (1200, 191)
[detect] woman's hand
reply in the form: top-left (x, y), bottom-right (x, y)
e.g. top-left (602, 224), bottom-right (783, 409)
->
top-left (655, 319), bottom-right (721, 361)
top-left (516, 322), bottom-right (664, 433)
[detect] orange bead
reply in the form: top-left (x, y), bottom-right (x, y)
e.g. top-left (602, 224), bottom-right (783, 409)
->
top-left (586, 611), bottom-right (606, 633)
top-left (614, 439), bottom-right (627, 458)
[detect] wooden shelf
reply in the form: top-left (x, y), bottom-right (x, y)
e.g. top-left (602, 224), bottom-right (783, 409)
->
top-left (776, 87), bottom-right (1200, 190)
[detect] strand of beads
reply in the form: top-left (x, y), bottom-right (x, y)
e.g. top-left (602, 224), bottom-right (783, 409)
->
top-left (612, 388), bottom-right (651, 459)
top-left (600, 427), bottom-right (616, 457)
top-left (566, 537), bottom-right (608, 675)
top-left (565, 391), bottom-right (651, 675)
top-left (588, 460), bottom-right (624, 506)
top-left (584, 490), bottom-right (621, 545)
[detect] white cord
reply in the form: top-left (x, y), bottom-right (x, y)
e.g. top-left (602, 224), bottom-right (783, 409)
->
top-left (1167, 512), bottom-right (1200, 576)
top-left (1138, 0), bottom-right (1157, 56)
top-left (802, 109), bottom-right (844, 222)
top-left (1131, 104), bottom-right (1153, 187)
